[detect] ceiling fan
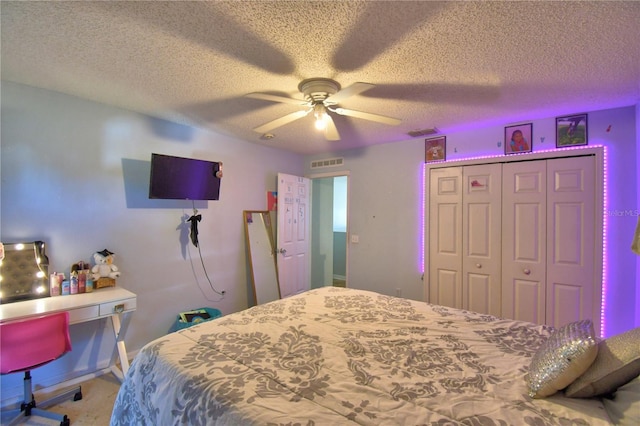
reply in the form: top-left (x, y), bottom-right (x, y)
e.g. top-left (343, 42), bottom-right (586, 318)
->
top-left (245, 78), bottom-right (401, 141)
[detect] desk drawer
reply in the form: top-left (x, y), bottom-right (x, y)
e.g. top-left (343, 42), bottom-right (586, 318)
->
top-left (99, 297), bottom-right (137, 316)
top-left (69, 305), bottom-right (100, 324)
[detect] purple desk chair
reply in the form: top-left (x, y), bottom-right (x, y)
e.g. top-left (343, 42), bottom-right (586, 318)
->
top-left (1, 312), bottom-right (82, 426)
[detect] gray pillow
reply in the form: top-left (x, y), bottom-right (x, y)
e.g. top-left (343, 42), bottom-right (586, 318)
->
top-left (602, 374), bottom-right (640, 426)
top-left (527, 319), bottom-right (598, 398)
top-left (565, 326), bottom-right (640, 398)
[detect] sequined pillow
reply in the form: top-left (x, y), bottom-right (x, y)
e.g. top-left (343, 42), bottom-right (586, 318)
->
top-left (527, 319), bottom-right (598, 398)
top-left (565, 326), bottom-right (640, 398)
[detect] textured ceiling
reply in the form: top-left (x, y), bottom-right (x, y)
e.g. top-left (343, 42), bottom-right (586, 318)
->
top-left (2, 1), bottom-right (639, 155)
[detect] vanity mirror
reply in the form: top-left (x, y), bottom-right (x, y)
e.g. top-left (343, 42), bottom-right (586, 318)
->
top-left (243, 211), bottom-right (280, 305)
top-left (0, 241), bottom-right (50, 304)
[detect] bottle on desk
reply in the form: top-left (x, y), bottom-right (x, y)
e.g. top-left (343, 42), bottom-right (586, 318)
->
top-left (49, 273), bottom-right (63, 297)
top-left (86, 277), bottom-right (94, 293)
top-left (70, 273), bottom-right (79, 295)
top-left (78, 270), bottom-right (87, 293)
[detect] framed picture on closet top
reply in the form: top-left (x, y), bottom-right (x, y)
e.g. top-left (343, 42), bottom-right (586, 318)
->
top-left (425, 136), bottom-right (446, 163)
top-left (556, 113), bottom-right (588, 147)
top-left (504, 123), bottom-right (532, 155)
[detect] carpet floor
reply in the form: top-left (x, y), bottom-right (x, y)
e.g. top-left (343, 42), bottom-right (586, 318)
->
top-left (2, 374), bottom-right (120, 426)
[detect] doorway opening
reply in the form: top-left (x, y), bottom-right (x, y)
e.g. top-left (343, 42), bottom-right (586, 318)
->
top-left (310, 174), bottom-right (349, 289)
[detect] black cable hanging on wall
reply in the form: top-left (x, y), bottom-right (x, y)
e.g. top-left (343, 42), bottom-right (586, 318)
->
top-left (189, 201), bottom-right (225, 297)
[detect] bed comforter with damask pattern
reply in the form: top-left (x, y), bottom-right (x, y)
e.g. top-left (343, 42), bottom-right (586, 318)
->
top-left (110, 287), bottom-right (611, 425)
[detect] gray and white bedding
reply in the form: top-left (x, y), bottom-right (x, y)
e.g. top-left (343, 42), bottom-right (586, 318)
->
top-left (110, 287), bottom-right (611, 425)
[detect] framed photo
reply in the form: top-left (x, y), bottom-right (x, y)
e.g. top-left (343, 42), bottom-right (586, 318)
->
top-left (425, 136), bottom-right (446, 162)
top-left (556, 113), bottom-right (588, 147)
top-left (504, 123), bottom-right (532, 154)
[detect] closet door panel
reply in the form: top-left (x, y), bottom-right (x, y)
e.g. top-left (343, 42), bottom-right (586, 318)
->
top-left (550, 283), bottom-right (582, 328)
top-left (466, 273), bottom-right (493, 314)
top-left (513, 203), bottom-right (543, 261)
top-left (429, 167), bottom-right (462, 308)
top-left (546, 156), bottom-right (595, 328)
top-left (511, 279), bottom-right (545, 324)
top-left (462, 164), bottom-right (502, 316)
top-left (434, 269), bottom-right (460, 309)
top-left (502, 161), bottom-right (546, 322)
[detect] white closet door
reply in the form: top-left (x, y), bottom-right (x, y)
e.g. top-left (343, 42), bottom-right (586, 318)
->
top-left (546, 156), bottom-right (595, 328)
top-left (502, 161), bottom-right (547, 324)
top-left (429, 167), bottom-right (462, 308)
top-left (462, 164), bottom-right (502, 316)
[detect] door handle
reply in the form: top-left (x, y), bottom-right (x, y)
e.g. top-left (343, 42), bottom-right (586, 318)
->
top-left (523, 268), bottom-right (531, 275)
top-left (278, 248), bottom-right (287, 255)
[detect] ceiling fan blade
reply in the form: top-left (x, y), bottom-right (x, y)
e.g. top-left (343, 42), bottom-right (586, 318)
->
top-left (326, 82), bottom-right (374, 104)
top-left (333, 107), bottom-right (401, 126)
top-left (324, 114), bottom-right (340, 141)
top-left (245, 92), bottom-right (307, 106)
top-left (253, 109), bottom-right (311, 133)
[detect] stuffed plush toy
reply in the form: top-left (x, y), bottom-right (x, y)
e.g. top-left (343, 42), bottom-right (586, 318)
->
top-left (91, 249), bottom-right (121, 281)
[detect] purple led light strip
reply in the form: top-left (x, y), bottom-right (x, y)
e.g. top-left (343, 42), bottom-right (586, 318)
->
top-left (600, 146), bottom-right (608, 337)
top-left (421, 164), bottom-right (426, 275)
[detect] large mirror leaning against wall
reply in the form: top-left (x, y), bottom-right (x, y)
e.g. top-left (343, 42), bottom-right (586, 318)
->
top-left (243, 210), bottom-right (280, 305)
top-left (0, 241), bottom-right (50, 304)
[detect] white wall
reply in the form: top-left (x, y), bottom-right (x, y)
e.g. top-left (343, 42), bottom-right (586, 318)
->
top-left (0, 82), bottom-right (304, 402)
top-left (305, 105), bottom-right (639, 337)
top-left (311, 177), bottom-right (334, 288)
top-left (333, 176), bottom-right (348, 232)
top-left (308, 141), bottom-right (427, 302)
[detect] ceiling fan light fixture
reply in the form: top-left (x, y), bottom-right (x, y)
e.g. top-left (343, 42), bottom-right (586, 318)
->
top-left (313, 104), bottom-right (328, 130)
top-left (314, 118), bottom-right (327, 131)
top-left (246, 78), bottom-right (401, 141)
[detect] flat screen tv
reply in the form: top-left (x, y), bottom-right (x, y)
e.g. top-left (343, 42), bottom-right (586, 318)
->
top-left (149, 153), bottom-right (222, 200)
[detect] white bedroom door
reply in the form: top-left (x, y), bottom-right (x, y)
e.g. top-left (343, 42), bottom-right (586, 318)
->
top-left (277, 173), bottom-right (311, 298)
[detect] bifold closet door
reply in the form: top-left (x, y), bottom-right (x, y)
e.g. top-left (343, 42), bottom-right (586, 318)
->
top-left (502, 161), bottom-right (547, 324)
top-left (502, 156), bottom-right (596, 327)
top-left (429, 167), bottom-right (462, 308)
top-left (545, 156), bottom-right (595, 328)
top-left (462, 164), bottom-right (502, 316)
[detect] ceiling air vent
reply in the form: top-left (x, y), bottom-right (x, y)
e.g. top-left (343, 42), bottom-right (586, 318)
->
top-left (407, 127), bottom-right (439, 137)
top-left (310, 157), bottom-right (344, 169)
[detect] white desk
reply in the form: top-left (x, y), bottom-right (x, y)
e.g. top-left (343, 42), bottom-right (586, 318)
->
top-left (0, 287), bottom-right (136, 381)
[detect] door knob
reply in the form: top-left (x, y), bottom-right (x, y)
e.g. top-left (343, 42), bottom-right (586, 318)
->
top-left (523, 268), bottom-right (531, 275)
top-left (475, 263), bottom-right (482, 268)
top-left (278, 248), bottom-right (287, 255)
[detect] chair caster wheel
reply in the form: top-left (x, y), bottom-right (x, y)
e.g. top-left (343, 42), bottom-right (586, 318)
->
top-left (60, 414), bottom-right (70, 426)
top-left (74, 391), bottom-right (83, 401)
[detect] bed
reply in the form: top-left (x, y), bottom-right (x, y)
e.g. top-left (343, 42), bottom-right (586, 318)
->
top-left (110, 287), bottom-right (616, 425)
